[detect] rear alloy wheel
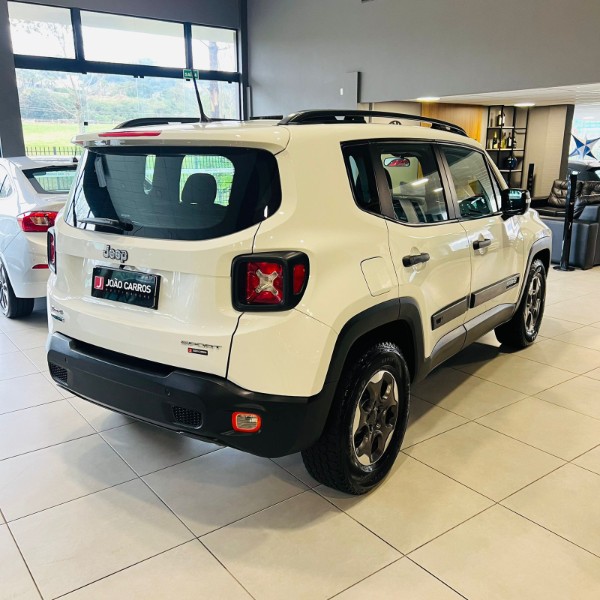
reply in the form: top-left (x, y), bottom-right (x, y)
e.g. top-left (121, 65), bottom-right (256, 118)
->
top-left (495, 258), bottom-right (546, 348)
top-left (302, 341), bottom-right (410, 495)
top-left (0, 261), bottom-right (34, 319)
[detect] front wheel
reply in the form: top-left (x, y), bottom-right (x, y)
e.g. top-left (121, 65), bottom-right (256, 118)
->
top-left (495, 258), bottom-right (546, 348)
top-left (301, 342), bottom-right (410, 495)
top-left (0, 261), bottom-right (34, 319)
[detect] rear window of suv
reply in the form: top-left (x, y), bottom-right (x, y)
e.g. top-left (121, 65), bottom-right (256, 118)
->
top-left (66, 147), bottom-right (281, 240)
top-left (25, 166), bottom-right (77, 194)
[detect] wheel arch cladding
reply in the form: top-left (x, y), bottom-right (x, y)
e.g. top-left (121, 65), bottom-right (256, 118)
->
top-left (324, 298), bottom-right (424, 387)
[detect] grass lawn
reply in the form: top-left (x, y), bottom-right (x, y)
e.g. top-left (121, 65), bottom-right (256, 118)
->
top-left (22, 121), bottom-right (113, 149)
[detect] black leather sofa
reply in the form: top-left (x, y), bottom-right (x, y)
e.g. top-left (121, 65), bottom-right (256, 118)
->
top-left (533, 180), bottom-right (600, 270)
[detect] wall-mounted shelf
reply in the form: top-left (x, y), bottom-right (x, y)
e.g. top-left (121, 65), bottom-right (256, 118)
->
top-left (486, 105), bottom-right (530, 187)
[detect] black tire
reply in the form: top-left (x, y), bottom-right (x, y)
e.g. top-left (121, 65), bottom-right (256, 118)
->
top-left (495, 258), bottom-right (546, 348)
top-left (301, 341), bottom-right (410, 495)
top-left (0, 261), bottom-right (35, 319)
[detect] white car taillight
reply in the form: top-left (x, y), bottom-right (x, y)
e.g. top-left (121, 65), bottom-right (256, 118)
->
top-left (18, 211), bottom-right (58, 233)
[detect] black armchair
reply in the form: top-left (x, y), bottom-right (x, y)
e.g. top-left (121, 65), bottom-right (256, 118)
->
top-left (536, 180), bottom-right (600, 270)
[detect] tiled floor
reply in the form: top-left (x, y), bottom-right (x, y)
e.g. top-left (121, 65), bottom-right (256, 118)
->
top-left (2, 268), bottom-right (600, 599)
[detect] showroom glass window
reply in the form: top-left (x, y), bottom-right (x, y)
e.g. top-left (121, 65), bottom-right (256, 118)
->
top-left (379, 143), bottom-right (449, 224)
top-left (8, 3), bottom-right (74, 58)
top-left (80, 12), bottom-right (185, 69)
top-left (443, 146), bottom-right (500, 218)
top-left (191, 25), bottom-right (237, 72)
top-left (8, 2), bottom-right (242, 158)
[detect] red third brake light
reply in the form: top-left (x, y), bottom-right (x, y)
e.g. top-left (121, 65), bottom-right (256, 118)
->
top-left (98, 130), bottom-right (161, 138)
top-left (246, 262), bottom-right (284, 304)
top-left (18, 211), bottom-right (58, 233)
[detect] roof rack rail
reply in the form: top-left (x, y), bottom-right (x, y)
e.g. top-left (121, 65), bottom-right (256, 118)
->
top-left (114, 117), bottom-right (201, 129)
top-left (278, 110), bottom-right (468, 137)
top-left (251, 115), bottom-right (284, 120)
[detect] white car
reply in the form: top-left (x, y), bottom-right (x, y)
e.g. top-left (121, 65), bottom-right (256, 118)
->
top-left (47, 111), bottom-right (551, 494)
top-left (0, 157), bottom-right (77, 318)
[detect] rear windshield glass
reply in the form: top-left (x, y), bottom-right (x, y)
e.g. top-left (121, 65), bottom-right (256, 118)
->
top-left (25, 166), bottom-right (77, 194)
top-left (65, 147), bottom-right (281, 240)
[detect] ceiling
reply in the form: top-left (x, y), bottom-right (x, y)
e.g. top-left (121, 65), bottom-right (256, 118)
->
top-left (421, 82), bottom-right (600, 107)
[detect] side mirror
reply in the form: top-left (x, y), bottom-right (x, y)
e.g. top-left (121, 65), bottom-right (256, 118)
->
top-left (501, 188), bottom-right (530, 218)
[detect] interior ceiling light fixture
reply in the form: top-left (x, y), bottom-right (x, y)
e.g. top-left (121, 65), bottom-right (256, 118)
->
top-left (514, 102), bottom-right (536, 107)
top-left (417, 96), bottom-right (440, 102)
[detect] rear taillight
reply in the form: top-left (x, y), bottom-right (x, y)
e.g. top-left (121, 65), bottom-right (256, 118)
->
top-left (18, 211), bottom-right (58, 233)
top-left (232, 252), bottom-right (309, 311)
top-left (47, 229), bottom-right (57, 273)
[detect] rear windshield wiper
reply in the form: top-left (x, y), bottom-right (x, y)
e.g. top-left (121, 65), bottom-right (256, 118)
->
top-left (78, 217), bottom-right (134, 232)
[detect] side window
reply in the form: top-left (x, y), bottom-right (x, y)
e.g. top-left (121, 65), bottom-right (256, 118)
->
top-left (379, 143), bottom-right (448, 224)
top-left (343, 145), bottom-right (381, 215)
top-left (443, 146), bottom-right (498, 219)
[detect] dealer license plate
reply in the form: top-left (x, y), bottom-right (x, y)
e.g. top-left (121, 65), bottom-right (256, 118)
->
top-left (91, 267), bottom-right (160, 310)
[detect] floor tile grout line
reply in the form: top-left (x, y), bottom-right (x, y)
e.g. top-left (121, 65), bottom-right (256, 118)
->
top-left (567, 440), bottom-right (600, 464)
top-left (447, 363), bottom-right (580, 397)
top-left (311, 486), bottom-right (406, 557)
top-left (474, 420), bottom-right (586, 462)
top-left (50, 539), bottom-right (196, 600)
top-left (197, 488), bottom-right (310, 540)
top-left (412, 390), bottom-right (525, 423)
top-left (99, 427), bottom-right (225, 478)
top-left (402, 420), bottom-right (471, 452)
top-left (405, 557), bottom-right (470, 600)
top-left (452, 350), bottom-right (584, 380)
top-left (4, 517), bottom-right (44, 600)
top-left (0, 397), bottom-right (66, 418)
top-left (196, 539), bottom-right (258, 600)
top-left (531, 393), bottom-right (600, 423)
top-left (405, 503), bottom-right (497, 558)
top-left (0, 431), bottom-right (98, 463)
top-left (3, 474), bottom-right (140, 525)
top-left (495, 461), bottom-right (569, 505)
top-left (325, 557), bottom-right (405, 600)
top-left (500, 504), bottom-right (600, 561)
top-left (402, 452), bottom-right (514, 505)
top-left (511, 347), bottom-right (600, 375)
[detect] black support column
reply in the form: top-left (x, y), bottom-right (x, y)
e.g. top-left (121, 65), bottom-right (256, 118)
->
top-left (0, 0), bottom-right (25, 157)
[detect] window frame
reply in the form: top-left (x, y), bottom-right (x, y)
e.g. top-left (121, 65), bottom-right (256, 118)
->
top-left (8, 1), bottom-right (242, 108)
top-left (438, 142), bottom-right (504, 222)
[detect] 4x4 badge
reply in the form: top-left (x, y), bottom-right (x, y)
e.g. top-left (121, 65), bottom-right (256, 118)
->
top-left (103, 245), bottom-right (128, 263)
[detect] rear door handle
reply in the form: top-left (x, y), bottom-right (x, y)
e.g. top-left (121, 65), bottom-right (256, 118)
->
top-left (402, 252), bottom-right (430, 267)
top-left (473, 238), bottom-right (492, 250)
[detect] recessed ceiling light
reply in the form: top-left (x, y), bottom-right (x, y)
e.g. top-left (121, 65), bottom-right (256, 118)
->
top-left (417, 97), bottom-right (440, 102)
top-left (514, 102), bottom-right (535, 107)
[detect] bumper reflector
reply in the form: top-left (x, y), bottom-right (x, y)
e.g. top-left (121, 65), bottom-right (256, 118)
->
top-left (232, 412), bottom-right (262, 433)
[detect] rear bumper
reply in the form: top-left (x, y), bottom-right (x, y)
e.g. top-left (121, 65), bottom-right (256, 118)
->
top-left (47, 333), bottom-right (336, 457)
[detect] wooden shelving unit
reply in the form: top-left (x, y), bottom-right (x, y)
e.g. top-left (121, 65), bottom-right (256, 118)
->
top-left (485, 105), bottom-right (529, 187)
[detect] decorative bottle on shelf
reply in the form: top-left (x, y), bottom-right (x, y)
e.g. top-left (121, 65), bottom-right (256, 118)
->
top-left (501, 133), bottom-right (508, 148)
top-left (496, 112), bottom-right (505, 127)
top-left (506, 135), bottom-right (513, 149)
top-left (491, 133), bottom-right (498, 149)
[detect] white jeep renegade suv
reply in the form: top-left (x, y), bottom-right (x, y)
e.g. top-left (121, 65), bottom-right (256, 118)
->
top-left (47, 110), bottom-right (551, 494)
